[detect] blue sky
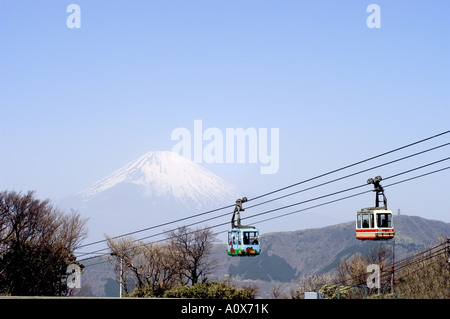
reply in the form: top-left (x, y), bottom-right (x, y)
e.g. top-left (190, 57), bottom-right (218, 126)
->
top-left (1, 1), bottom-right (449, 233)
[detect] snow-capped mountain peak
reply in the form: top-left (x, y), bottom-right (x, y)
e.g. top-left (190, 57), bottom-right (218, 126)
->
top-left (76, 151), bottom-right (240, 209)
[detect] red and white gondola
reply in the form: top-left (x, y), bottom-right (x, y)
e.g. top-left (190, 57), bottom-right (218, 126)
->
top-left (356, 176), bottom-right (395, 240)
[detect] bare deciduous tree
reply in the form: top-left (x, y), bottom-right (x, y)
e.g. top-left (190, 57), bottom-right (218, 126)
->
top-left (106, 235), bottom-right (182, 296)
top-left (291, 273), bottom-right (335, 299)
top-left (395, 237), bottom-right (450, 299)
top-left (167, 225), bottom-right (217, 285)
top-left (336, 253), bottom-right (369, 286)
top-left (0, 190), bottom-right (88, 296)
top-left (106, 225), bottom-right (218, 296)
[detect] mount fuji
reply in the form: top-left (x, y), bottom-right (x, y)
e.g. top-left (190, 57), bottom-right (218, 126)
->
top-left (60, 151), bottom-right (243, 249)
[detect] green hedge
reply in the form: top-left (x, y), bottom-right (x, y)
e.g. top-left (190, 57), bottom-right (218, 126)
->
top-left (163, 282), bottom-right (255, 299)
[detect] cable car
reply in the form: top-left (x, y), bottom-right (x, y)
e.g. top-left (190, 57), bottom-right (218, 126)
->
top-left (356, 176), bottom-right (395, 240)
top-left (227, 197), bottom-right (260, 256)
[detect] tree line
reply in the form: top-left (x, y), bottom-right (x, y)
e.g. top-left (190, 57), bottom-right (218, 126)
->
top-left (0, 190), bottom-right (251, 298)
top-left (106, 225), bottom-right (255, 298)
top-left (2, 190), bottom-right (447, 298)
top-left (111, 227), bottom-right (448, 299)
top-left (0, 190), bottom-right (253, 298)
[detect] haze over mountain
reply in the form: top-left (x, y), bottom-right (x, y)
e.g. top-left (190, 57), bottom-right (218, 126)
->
top-left (60, 151), bottom-right (243, 246)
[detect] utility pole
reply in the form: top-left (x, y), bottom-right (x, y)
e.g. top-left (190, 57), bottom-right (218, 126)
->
top-left (447, 238), bottom-right (450, 267)
top-left (391, 239), bottom-right (395, 296)
top-left (111, 253), bottom-right (123, 298)
top-left (119, 257), bottom-right (123, 298)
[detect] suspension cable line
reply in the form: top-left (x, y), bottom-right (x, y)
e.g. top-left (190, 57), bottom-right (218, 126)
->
top-left (76, 137), bottom-right (450, 250)
top-left (78, 163), bottom-right (450, 260)
top-left (247, 130), bottom-right (450, 203)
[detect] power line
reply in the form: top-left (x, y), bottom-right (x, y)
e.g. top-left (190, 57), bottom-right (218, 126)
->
top-left (369, 240), bottom-right (449, 286)
top-left (320, 239), bottom-right (449, 292)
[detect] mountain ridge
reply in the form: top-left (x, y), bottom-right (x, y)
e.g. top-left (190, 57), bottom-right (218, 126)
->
top-left (79, 214), bottom-right (450, 298)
